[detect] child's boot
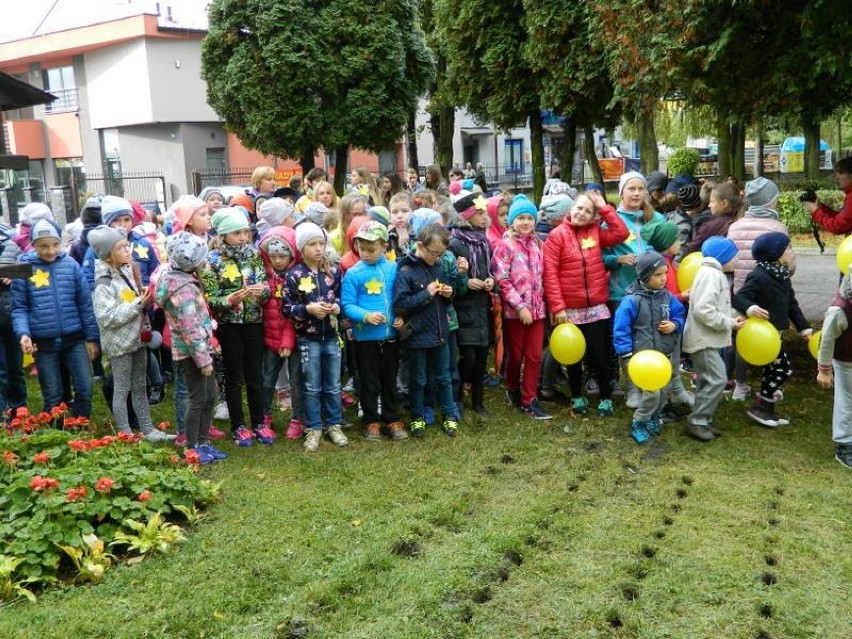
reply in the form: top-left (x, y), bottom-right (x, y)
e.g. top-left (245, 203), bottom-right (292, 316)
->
top-left (630, 420), bottom-right (651, 444)
top-left (363, 422), bottom-right (382, 442)
top-left (747, 395), bottom-right (788, 428)
top-left (286, 418), bottom-right (304, 440)
top-left (304, 428), bottom-right (321, 452)
top-left (387, 421), bottom-right (409, 441)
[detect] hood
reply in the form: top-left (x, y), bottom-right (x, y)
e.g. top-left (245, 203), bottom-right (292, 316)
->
top-left (133, 221), bottom-right (157, 238)
top-left (154, 267), bottom-right (196, 306)
top-left (486, 195), bottom-right (505, 234)
top-left (744, 205), bottom-right (779, 219)
top-left (345, 215), bottom-right (371, 255)
top-left (20, 249), bottom-right (67, 264)
top-left (259, 225), bottom-right (300, 268)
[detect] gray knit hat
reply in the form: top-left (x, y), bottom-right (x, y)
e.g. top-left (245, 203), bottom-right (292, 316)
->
top-left (166, 231), bottom-right (208, 272)
top-left (744, 177), bottom-right (780, 208)
top-left (540, 195), bottom-right (574, 222)
top-left (87, 225), bottom-right (125, 259)
top-left (635, 250), bottom-right (666, 282)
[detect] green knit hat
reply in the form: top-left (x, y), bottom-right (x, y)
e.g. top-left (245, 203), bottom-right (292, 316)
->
top-left (211, 207), bottom-right (250, 235)
top-left (643, 222), bottom-right (680, 253)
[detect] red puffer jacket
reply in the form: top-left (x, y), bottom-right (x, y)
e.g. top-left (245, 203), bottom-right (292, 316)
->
top-left (259, 226), bottom-right (298, 353)
top-left (543, 204), bottom-right (629, 313)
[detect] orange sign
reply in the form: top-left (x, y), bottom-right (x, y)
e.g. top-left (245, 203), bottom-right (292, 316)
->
top-left (599, 158), bottom-right (625, 181)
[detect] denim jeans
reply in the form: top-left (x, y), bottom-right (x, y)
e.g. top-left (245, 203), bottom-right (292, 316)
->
top-left (298, 336), bottom-right (342, 431)
top-left (33, 337), bottom-right (93, 417)
top-left (0, 323), bottom-right (27, 415)
top-left (262, 347), bottom-right (303, 422)
top-left (409, 343), bottom-right (456, 422)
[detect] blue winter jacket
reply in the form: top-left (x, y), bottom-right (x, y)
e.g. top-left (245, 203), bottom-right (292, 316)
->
top-left (12, 251), bottom-right (99, 344)
top-left (613, 281), bottom-right (685, 357)
top-left (341, 256), bottom-right (399, 342)
top-left (82, 231), bottom-right (159, 289)
top-left (393, 252), bottom-right (453, 349)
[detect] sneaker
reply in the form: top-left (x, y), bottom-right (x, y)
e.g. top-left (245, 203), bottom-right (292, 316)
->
top-left (262, 413), bottom-right (273, 429)
top-left (772, 389), bottom-right (784, 402)
top-left (190, 445), bottom-right (216, 465)
top-left (286, 418), bottom-right (305, 440)
top-left (304, 429), bottom-right (321, 452)
top-left (731, 383), bottom-right (752, 401)
top-left (610, 380), bottom-right (626, 398)
top-left (326, 425), bottom-right (349, 447)
top-left (175, 434), bottom-right (187, 447)
top-left (835, 446), bottom-right (852, 469)
top-left (521, 400), bottom-right (553, 420)
top-left (208, 425), bottom-right (227, 440)
top-left (685, 422), bottom-right (715, 442)
top-left (409, 419), bottom-right (426, 438)
top-left (597, 399), bottom-right (614, 417)
top-left (233, 425), bottom-right (254, 447)
top-left (341, 392), bottom-right (357, 408)
top-left (625, 388), bottom-right (641, 409)
top-left (148, 385), bottom-right (165, 405)
top-left (387, 421), bottom-right (409, 441)
top-left (570, 396), bottom-right (589, 415)
top-left (707, 423), bottom-right (722, 438)
top-left (357, 403), bottom-right (364, 418)
top-left (585, 378), bottom-right (600, 396)
top-left (143, 428), bottom-right (176, 442)
top-left (363, 422), bottom-right (382, 442)
top-left (671, 389), bottom-right (695, 408)
top-left (342, 378), bottom-right (356, 393)
top-left (442, 419), bottom-right (459, 437)
top-left (538, 387), bottom-right (567, 402)
top-left (647, 419), bottom-right (662, 436)
top-left (505, 388), bottom-right (521, 407)
top-left (483, 374), bottom-right (501, 388)
top-left (197, 443), bottom-right (229, 460)
top-left (423, 406), bottom-right (436, 426)
top-left (658, 409), bottom-right (678, 425)
top-left (630, 420), bottom-right (652, 444)
top-left (722, 380), bottom-right (736, 395)
top-left (214, 401), bottom-right (230, 421)
top-left (747, 397), bottom-right (785, 428)
top-left (254, 424), bottom-right (277, 445)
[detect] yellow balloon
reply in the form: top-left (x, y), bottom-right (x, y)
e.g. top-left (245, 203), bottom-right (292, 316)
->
top-left (676, 251), bottom-right (702, 293)
top-left (736, 317), bottom-right (782, 366)
top-left (836, 235), bottom-right (852, 275)
top-left (550, 323), bottom-right (586, 365)
top-left (808, 330), bottom-right (821, 360)
top-left (627, 349), bottom-right (673, 392)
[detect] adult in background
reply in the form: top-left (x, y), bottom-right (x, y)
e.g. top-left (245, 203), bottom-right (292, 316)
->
top-left (802, 156), bottom-right (852, 236)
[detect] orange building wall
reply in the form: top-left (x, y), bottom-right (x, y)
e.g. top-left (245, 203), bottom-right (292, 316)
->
top-left (5, 120), bottom-right (47, 158)
top-left (44, 112), bottom-right (83, 158)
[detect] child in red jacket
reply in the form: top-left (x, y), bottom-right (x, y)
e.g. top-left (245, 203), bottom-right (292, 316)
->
top-left (259, 226), bottom-right (304, 439)
top-left (543, 191), bottom-right (629, 417)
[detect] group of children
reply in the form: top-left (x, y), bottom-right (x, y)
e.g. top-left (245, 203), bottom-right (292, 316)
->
top-left (2, 163), bottom-right (851, 467)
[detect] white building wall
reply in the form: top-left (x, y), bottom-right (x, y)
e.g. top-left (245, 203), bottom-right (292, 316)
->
top-left (147, 38), bottom-right (220, 123)
top-left (85, 40), bottom-right (153, 128)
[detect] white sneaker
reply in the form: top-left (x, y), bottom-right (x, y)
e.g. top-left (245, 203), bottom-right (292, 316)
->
top-left (342, 378), bottom-right (356, 393)
top-left (732, 383), bottom-right (752, 401)
top-left (326, 425), bottom-right (349, 447)
top-left (214, 401), bottom-right (229, 421)
top-left (143, 429), bottom-right (176, 442)
top-left (304, 429), bottom-right (321, 452)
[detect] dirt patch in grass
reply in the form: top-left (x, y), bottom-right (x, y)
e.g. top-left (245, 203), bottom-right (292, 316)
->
top-left (391, 539), bottom-right (422, 558)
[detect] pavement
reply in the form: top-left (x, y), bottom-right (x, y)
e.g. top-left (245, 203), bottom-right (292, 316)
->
top-left (791, 251), bottom-right (840, 323)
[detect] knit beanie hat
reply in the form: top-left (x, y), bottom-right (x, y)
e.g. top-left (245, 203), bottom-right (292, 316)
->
top-left (258, 230), bottom-right (294, 258)
top-left (167, 231), bottom-right (208, 272)
top-left (544, 180), bottom-right (573, 197)
top-left (30, 219), bottom-right (62, 244)
top-left (87, 225), bottom-right (125, 259)
top-left (751, 231), bottom-right (790, 262)
top-left (202, 188), bottom-right (224, 204)
top-left (454, 193), bottom-right (486, 220)
top-left (229, 193), bottom-right (255, 215)
top-left (618, 171), bottom-right (646, 197)
top-left (81, 197), bottom-right (103, 225)
top-left (677, 184), bottom-right (702, 210)
top-left (354, 220), bottom-right (389, 243)
top-left (643, 222), bottom-right (680, 253)
top-left (295, 221), bottom-right (326, 251)
top-left (367, 205), bottom-right (391, 227)
top-left (584, 182), bottom-right (605, 194)
top-left (645, 171), bottom-right (668, 194)
top-left (211, 207), bottom-right (250, 235)
top-left (448, 181), bottom-right (464, 197)
top-left (540, 195), bottom-right (574, 222)
top-left (100, 195), bottom-right (134, 226)
top-left (410, 208), bottom-right (443, 236)
top-left (258, 197), bottom-right (295, 227)
top-left (701, 236), bottom-right (738, 265)
top-left (173, 197), bottom-right (208, 233)
top-left (744, 177), bottom-right (780, 208)
top-left (131, 201), bottom-right (147, 226)
top-left (507, 194), bottom-right (538, 226)
top-left (21, 202), bottom-right (54, 226)
top-left (635, 250), bottom-right (666, 282)
top-left (305, 202), bottom-right (328, 226)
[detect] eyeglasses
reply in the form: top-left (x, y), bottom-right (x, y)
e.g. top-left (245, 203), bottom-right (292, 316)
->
top-left (421, 245), bottom-right (444, 258)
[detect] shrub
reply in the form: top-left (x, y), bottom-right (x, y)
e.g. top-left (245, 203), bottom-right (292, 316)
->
top-left (777, 189), bottom-right (844, 234)
top-left (667, 148), bottom-right (701, 177)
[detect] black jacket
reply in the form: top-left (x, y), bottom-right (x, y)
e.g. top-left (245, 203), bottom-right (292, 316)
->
top-left (732, 265), bottom-right (809, 332)
top-left (448, 231), bottom-right (492, 347)
top-left (393, 252), bottom-right (453, 349)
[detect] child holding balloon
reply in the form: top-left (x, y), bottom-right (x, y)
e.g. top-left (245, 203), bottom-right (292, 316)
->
top-left (732, 232), bottom-right (812, 428)
top-left (682, 237), bottom-right (745, 441)
top-left (816, 271), bottom-right (852, 469)
top-left (613, 251), bottom-right (686, 443)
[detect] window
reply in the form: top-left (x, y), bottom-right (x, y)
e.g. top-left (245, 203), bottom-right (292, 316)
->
top-left (504, 139), bottom-right (523, 174)
top-left (205, 147), bottom-right (226, 172)
top-left (42, 66), bottom-right (78, 113)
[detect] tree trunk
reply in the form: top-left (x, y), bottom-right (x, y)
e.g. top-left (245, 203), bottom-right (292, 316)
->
top-left (560, 115), bottom-right (577, 183)
top-left (754, 118), bottom-right (765, 178)
top-left (433, 105), bottom-right (455, 179)
top-left (299, 145), bottom-right (316, 175)
top-left (716, 118), bottom-right (731, 180)
top-left (584, 124), bottom-right (604, 185)
top-left (333, 144), bottom-right (349, 196)
top-left (635, 110), bottom-right (658, 175)
top-left (731, 120), bottom-right (746, 183)
top-left (803, 117), bottom-right (821, 180)
top-left (529, 109), bottom-right (545, 203)
top-left (406, 109), bottom-right (419, 171)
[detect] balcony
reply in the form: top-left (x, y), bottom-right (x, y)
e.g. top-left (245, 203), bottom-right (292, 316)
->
top-left (43, 88), bottom-right (79, 114)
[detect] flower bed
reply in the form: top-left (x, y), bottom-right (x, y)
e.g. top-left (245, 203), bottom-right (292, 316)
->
top-left (0, 407), bottom-right (218, 601)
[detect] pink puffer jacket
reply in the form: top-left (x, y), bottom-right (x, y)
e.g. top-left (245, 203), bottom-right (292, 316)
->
top-left (727, 209), bottom-right (795, 293)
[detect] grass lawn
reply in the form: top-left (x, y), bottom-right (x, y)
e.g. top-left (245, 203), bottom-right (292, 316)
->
top-left (1, 337), bottom-right (847, 639)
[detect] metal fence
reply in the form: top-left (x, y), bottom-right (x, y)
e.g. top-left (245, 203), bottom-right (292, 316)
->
top-left (80, 172), bottom-right (167, 211)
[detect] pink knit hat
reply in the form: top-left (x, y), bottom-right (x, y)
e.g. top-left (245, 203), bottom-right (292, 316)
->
top-left (173, 197), bottom-right (208, 233)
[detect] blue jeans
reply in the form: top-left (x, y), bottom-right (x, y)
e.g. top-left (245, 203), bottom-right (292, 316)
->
top-left (33, 337), bottom-right (93, 417)
top-left (0, 323), bottom-right (27, 416)
top-left (298, 336), bottom-right (342, 430)
top-left (262, 347), bottom-right (303, 421)
top-left (409, 343), bottom-right (456, 422)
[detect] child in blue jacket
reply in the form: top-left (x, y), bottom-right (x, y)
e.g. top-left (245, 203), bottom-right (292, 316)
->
top-left (342, 221), bottom-right (407, 442)
top-left (613, 251), bottom-right (686, 444)
top-left (12, 220), bottom-right (100, 418)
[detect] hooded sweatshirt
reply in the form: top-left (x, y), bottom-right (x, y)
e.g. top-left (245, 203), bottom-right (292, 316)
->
top-left (485, 195), bottom-right (506, 251)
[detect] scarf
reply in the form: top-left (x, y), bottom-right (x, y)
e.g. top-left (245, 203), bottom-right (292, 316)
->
top-left (745, 205), bottom-right (780, 220)
top-left (450, 227), bottom-right (490, 279)
top-left (758, 260), bottom-right (790, 281)
top-left (221, 241), bottom-right (253, 261)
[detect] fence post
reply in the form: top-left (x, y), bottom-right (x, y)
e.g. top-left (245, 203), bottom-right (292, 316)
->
top-left (191, 171), bottom-right (201, 196)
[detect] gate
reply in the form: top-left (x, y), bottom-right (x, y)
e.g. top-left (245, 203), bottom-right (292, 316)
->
top-left (81, 172), bottom-right (167, 212)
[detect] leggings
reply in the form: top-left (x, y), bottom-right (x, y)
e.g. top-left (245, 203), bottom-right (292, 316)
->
top-left (567, 319), bottom-right (612, 400)
top-left (458, 344), bottom-right (489, 409)
top-left (110, 348), bottom-right (152, 433)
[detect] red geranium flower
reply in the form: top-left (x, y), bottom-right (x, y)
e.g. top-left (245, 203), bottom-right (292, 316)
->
top-left (94, 477), bottom-right (115, 493)
top-left (184, 449), bottom-right (200, 465)
top-left (137, 489), bottom-right (152, 502)
top-left (2, 450), bottom-right (18, 465)
top-left (157, 421), bottom-right (171, 432)
top-left (16, 407), bottom-right (29, 417)
top-left (117, 431), bottom-right (141, 443)
top-left (29, 475), bottom-right (59, 491)
top-left (68, 439), bottom-right (89, 452)
top-left (65, 485), bottom-right (88, 502)
top-left (32, 451), bottom-right (51, 464)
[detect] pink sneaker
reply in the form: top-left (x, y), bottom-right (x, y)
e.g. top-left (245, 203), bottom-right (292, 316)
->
top-left (341, 392), bottom-right (357, 408)
top-left (207, 425), bottom-right (227, 440)
top-left (286, 418), bottom-right (304, 440)
top-left (175, 434), bottom-right (187, 447)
